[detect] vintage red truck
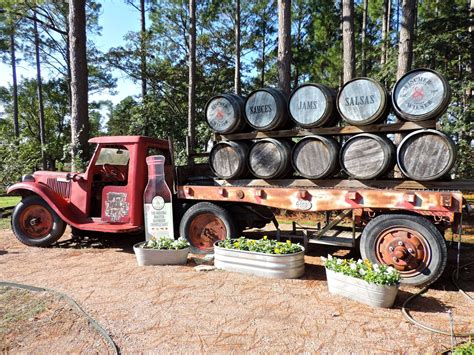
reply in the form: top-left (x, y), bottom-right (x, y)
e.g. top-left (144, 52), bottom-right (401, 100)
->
top-left (7, 134), bottom-right (473, 287)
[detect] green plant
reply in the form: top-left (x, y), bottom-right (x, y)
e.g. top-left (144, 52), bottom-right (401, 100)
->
top-left (322, 255), bottom-right (400, 286)
top-left (217, 236), bottom-right (303, 255)
top-left (142, 236), bottom-right (189, 250)
top-left (453, 339), bottom-right (474, 355)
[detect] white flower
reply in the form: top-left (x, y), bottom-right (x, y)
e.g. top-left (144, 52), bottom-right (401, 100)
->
top-left (350, 264), bottom-right (357, 270)
top-left (373, 264), bottom-right (379, 270)
top-left (328, 254), bottom-right (333, 260)
top-left (336, 259), bottom-right (343, 265)
top-left (357, 259), bottom-right (363, 264)
top-left (387, 266), bottom-right (395, 273)
top-left (359, 269), bottom-right (366, 276)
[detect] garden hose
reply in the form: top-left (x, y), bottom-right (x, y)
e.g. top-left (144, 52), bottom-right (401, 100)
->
top-left (401, 261), bottom-right (474, 337)
top-left (0, 281), bottom-right (120, 355)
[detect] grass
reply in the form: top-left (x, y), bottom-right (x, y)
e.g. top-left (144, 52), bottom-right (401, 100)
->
top-left (0, 287), bottom-right (48, 346)
top-left (0, 196), bottom-right (20, 209)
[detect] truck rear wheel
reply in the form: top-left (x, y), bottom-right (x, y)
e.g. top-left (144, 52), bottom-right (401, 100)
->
top-left (12, 196), bottom-right (66, 247)
top-left (179, 202), bottom-right (237, 254)
top-left (360, 214), bottom-right (447, 287)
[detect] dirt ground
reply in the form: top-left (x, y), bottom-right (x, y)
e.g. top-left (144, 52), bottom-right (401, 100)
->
top-left (1, 225), bottom-right (473, 353)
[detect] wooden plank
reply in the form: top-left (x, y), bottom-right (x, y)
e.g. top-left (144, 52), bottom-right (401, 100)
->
top-left (215, 120), bottom-right (437, 141)
top-left (212, 178), bottom-right (474, 192)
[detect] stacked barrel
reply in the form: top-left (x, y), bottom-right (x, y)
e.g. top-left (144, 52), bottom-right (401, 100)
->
top-left (206, 68), bottom-right (456, 182)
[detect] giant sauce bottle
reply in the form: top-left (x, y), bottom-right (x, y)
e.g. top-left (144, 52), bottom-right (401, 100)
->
top-left (143, 155), bottom-right (174, 240)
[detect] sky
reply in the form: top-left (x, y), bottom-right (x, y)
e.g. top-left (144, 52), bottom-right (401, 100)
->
top-left (0, 0), bottom-right (141, 105)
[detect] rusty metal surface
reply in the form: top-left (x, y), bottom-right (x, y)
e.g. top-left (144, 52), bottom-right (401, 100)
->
top-left (177, 184), bottom-right (463, 217)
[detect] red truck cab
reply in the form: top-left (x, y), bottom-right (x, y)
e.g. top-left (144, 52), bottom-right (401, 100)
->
top-left (8, 136), bottom-right (172, 246)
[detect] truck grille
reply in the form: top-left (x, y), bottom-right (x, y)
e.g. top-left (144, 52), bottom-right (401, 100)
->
top-left (47, 178), bottom-right (71, 199)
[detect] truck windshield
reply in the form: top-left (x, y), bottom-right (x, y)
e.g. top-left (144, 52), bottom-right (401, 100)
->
top-left (95, 147), bottom-right (130, 166)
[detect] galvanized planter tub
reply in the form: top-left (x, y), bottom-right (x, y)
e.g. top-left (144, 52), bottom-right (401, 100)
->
top-left (325, 268), bottom-right (398, 308)
top-left (214, 243), bottom-right (305, 279)
top-left (133, 242), bottom-right (190, 266)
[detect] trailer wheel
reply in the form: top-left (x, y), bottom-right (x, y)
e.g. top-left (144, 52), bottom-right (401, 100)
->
top-left (11, 196), bottom-right (66, 247)
top-left (179, 202), bottom-right (237, 254)
top-left (360, 214), bottom-right (447, 287)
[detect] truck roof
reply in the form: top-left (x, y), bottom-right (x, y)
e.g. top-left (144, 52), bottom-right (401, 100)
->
top-left (89, 136), bottom-right (169, 147)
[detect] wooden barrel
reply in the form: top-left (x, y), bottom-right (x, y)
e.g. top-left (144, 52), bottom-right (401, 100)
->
top-left (205, 94), bottom-right (247, 134)
top-left (288, 84), bottom-right (338, 128)
top-left (244, 88), bottom-right (290, 131)
top-left (392, 68), bottom-right (451, 122)
top-left (248, 138), bottom-right (293, 179)
top-left (209, 141), bottom-right (249, 179)
top-left (340, 134), bottom-right (396, 179)
top-left (336, 77), bottom-right (390, 126)
top-left (397, 129), bottom-right (456, 181)
top-left (292, 136), bottom-right (340, 179)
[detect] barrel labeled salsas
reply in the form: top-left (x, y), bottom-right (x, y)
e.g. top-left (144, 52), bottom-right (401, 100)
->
top-left (209, 141), bottom-right (249, 179)
top-left (205, 94), bottom-right (247, 134)
top-left (248, 138), bottom-right (292, 179)
top-left (397, 129), bottom-right (456, 181)
top-left (292, 135), bottom-right (340, 179)
top-left (340, 133), bottom-right (396, 179)
top-left (392, 68), bottom-right (451, 122)
top-left (244, 88), bottom-right (290, 131)
top-left (288, 84), bottom-right (337, 128)
top-left (337, 77), bottom-right (390, 126)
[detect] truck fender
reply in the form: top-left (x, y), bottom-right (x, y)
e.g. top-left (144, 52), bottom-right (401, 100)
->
top-left (7, 182), bottom-right (81, 227)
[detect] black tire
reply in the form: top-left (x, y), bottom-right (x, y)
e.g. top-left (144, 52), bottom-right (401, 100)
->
top-left (11, 196), bottom-right (66, 247)
top-left (179, 202), bottom-right (237, 254)
top-left (360, 214), bottom-right (447, 287)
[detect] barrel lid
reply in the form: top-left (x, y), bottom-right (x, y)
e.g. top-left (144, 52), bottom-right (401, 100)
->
top-left (244, 88), bottom-right (283, 130)
top-left (337, 77), bottom-right (388, 126)
top-left (289, 83), bottom-right (333, 127)
top-left (205, 94), bottom-right (238, 133)
top-left (392, 68), bottom-right (451, 121)
top-left (397, 129), bottom-right (456, 180)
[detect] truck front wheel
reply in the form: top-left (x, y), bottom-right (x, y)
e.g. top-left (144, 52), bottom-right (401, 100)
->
top-left (12, 196), bottom-right (66, 247)
top-left (360, 214), bottom-right (447, 287)
top-left (179, 202), bottom-right (237, 254)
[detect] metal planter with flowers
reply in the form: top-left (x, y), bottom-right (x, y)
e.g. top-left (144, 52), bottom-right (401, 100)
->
top-left (214, 236), bottom-right (305, 279)
top-left (133, 237), bottom-right (190, 266)
top-left (322, 255), bottom-right (400, 308)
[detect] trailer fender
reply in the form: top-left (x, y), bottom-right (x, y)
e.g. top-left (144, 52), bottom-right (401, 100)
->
top-left (7, 182), bottom-right (83, 227)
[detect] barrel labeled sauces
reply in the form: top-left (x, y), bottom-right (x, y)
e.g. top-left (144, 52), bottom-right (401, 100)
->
top-left (337, 78), bottom-right (390, 126)
top-left (392, 68), bottom-right (451, 121)
top-left (244, 88), bottom-right (290, 131)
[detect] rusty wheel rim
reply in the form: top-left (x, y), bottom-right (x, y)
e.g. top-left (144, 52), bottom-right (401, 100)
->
top-left (188, 213), bottom-right (227, 252)
top-left (18, 205), bottom-right (54, 239)
top-left (375, 227), bottom-right (431, 278)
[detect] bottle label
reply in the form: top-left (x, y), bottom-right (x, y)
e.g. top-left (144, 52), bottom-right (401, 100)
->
top-left (144, 199), bottom-right (174, 240)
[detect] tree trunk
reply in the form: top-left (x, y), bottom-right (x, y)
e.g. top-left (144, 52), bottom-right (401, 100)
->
top-left (33, 11), bottom-right (47, 170)
top-left (277, 0), bottom-right (291, 94)
top-left (234, 0), bottom-right (241, 95)
top-left (140, 0), bottom-right (148, 136)
top-left (260, 24), bottom-right (266, 87)
top-left (381, 0), bottom-right (389, 66)
top-left (69, 0), bottom-right (90, 171)
top-left (187, 0), bottom-right (196, 164)
top-left (10, 30), bottom-right (19, 138)
top-left (396, 0), bottom-right (416, 80)
top-left (342, 0), bottom-right (355, 83)
top-left (361, 0), bottom-right (368, 76)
